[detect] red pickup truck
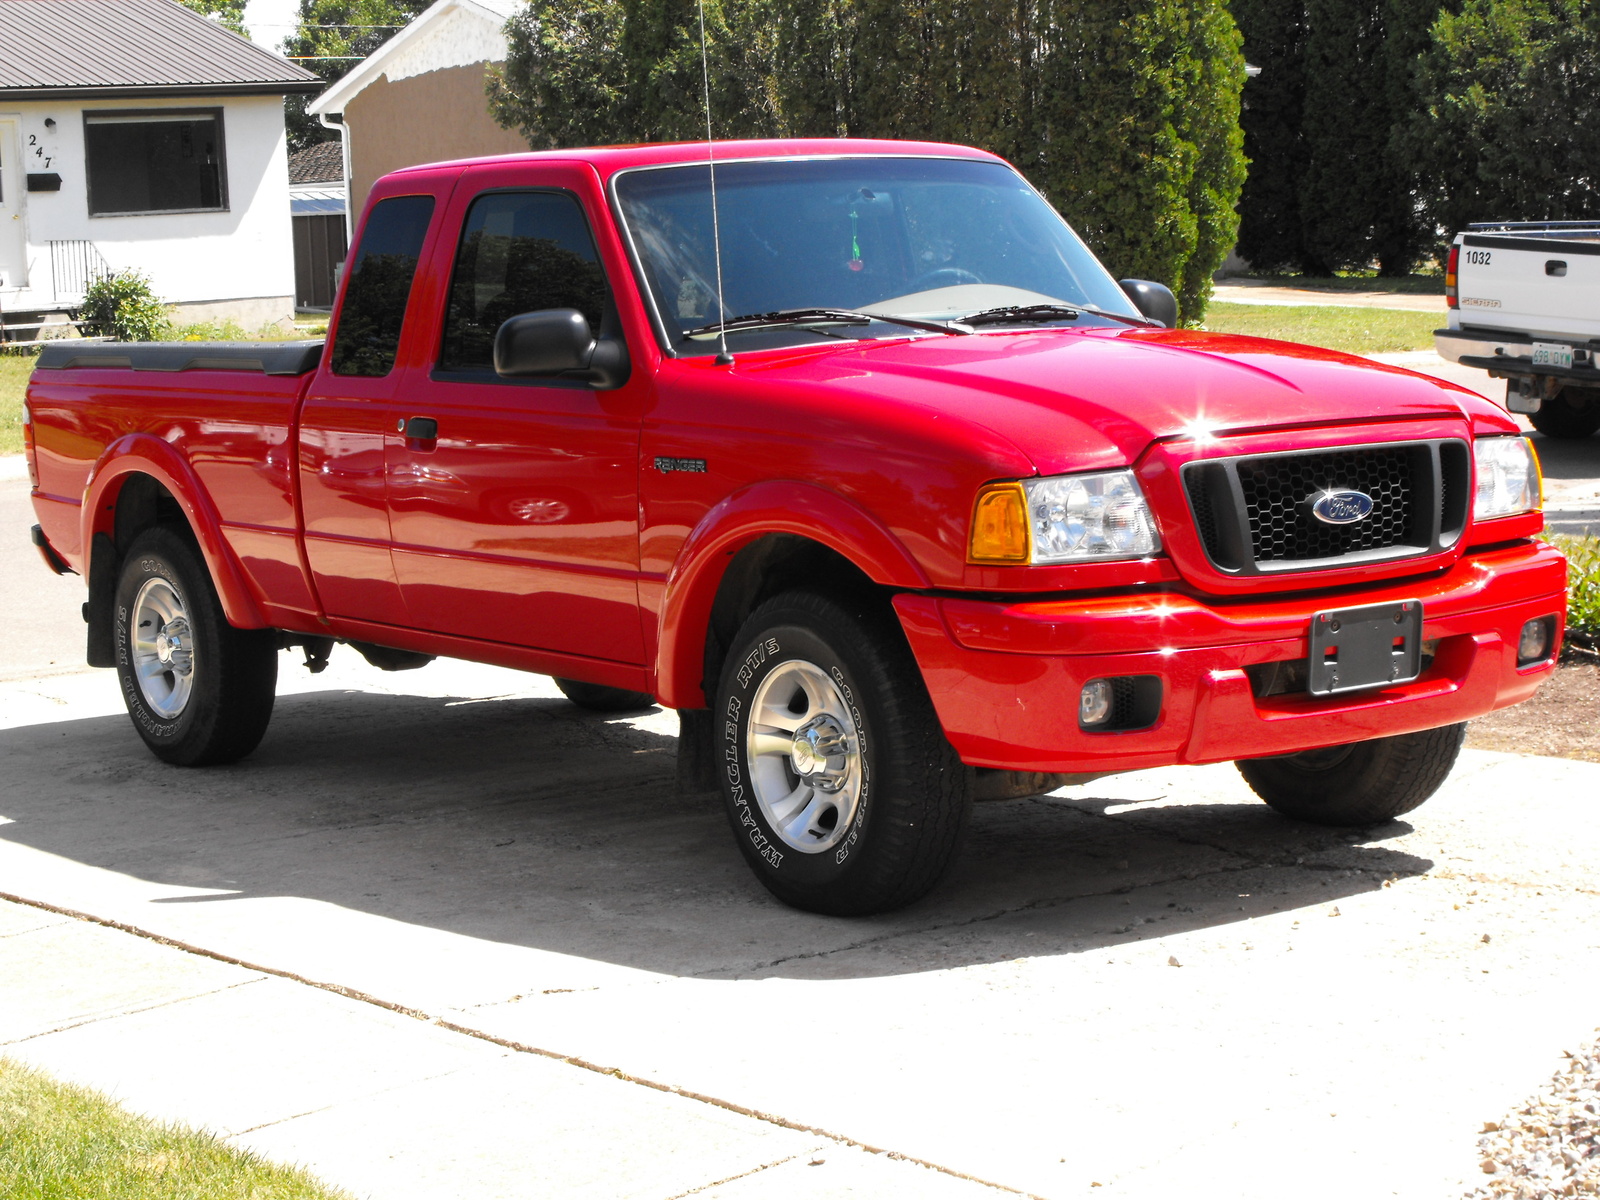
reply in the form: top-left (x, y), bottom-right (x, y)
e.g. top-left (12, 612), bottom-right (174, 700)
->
top-left (25, 139), bottom-right (1565, 915)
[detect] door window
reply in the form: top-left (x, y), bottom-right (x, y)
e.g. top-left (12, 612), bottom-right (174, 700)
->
top-left (330, 194), bottom-right (436, 377)
top-left (438, 191), bottom-right (608, 373)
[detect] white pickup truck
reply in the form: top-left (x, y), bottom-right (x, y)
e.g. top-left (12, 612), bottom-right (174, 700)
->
top-left (1435, 221), bottom-right (1600, 439)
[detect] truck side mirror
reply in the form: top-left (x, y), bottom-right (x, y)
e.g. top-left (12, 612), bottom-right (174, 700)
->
top-left (1118, 279), bottom-right (1178, 329)
top-left (495, 308), bottom-right (595, 377)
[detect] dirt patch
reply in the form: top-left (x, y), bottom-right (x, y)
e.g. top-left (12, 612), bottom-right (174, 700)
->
top-left (1467, 655), bottom-right (1600, 763)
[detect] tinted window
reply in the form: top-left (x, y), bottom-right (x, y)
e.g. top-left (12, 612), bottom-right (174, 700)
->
top-left (439, 191), bottom-right (607, 372)
top-left (614, 157), bottom-right (1139, 353)
top-left (85, 111), bottom-right (226, 215)
top-left (331, 195), bottom-right (435, 378)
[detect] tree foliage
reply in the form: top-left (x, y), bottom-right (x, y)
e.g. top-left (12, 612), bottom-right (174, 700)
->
top-left (178, 0), bottom-right (248, 35)
top-left (1404, 0), bottom-right (1600, 242)
top-left (1235, 0), bottom-right (1438, 276)
top-left (281, 0), bottom-right (434, 151)
top-left (488, 0), bottom-right (1247, 321)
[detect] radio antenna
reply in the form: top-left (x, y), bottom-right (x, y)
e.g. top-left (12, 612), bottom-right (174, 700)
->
top-left (697, 0), bottom-right (733, 366)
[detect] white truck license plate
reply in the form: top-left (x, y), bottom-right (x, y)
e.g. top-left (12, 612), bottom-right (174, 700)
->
top-left (1532, 341), bottom-right (1574, 370)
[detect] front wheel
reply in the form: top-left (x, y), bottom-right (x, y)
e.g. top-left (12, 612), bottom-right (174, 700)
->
top-left (714, 591), bottom-right (973, 916)
top-left (113, 527), bottom-right (278, 765)
top-left (1236, 723), bottom-right (1466, 826)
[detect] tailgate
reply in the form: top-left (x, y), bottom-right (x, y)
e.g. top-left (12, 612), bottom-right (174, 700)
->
top-left (1453, 232), bottom-right (1600, 340)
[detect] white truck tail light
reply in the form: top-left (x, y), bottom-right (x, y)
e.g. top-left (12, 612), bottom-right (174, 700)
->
top-left (1446, 244), bottom-right (1459, 309)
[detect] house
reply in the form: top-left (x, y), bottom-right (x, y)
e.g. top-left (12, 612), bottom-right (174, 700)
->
top-left (288, 140), bottom-right (346, 309)
top-left (0, 0), bottom-right (322, 333)
top-left (307, 0), bottom-right (525, 222)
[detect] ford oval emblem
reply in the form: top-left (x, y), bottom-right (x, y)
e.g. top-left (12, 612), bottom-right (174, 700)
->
top-left (1311, 489), bottom-right (1375, 525)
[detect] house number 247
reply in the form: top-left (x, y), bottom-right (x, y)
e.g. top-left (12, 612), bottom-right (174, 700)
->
top-left (27, 134), bottom-right (52, 170)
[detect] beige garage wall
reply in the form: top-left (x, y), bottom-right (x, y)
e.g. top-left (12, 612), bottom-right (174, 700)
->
top-left (344, 62), bottom-right (529, 217)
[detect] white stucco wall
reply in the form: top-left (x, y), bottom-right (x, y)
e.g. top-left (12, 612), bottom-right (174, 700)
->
top-left (1, 93), bottom-right (294, 320)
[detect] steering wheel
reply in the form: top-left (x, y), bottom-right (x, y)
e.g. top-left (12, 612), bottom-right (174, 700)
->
top-left (907, 267), bottom-right (983, 291)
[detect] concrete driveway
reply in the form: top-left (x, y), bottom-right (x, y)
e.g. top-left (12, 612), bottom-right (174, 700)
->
top-left (3, 456), bottom-right (1599, 1200)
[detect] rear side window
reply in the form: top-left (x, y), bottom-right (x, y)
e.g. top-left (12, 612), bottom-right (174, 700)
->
top-left (439, 191), bottom-right (607, 372)
top-left (331, 194), bottom-right (436, 377)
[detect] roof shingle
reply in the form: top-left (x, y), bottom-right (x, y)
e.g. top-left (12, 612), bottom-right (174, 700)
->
top-left (0, 0), bottom-right (323, 98)
top-left (288, 140), bottom-right (344, 184)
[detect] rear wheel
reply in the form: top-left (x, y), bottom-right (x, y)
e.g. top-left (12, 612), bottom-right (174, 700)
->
top-left (553, 678), bottom-right (656, 712)
top-left (1236, 723), bottom-right (1466, 826)
top-left (715, 591), bottom-right (973, 915)
top-left (113, 527), bottom-right (278, 765)
top-left (1528, 387), bottom-right (1600, 439)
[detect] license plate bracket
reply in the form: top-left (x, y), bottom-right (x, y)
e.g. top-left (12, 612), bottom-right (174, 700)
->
top-left (1307, 600), bottom-right (1423, 696)
top-left (1532, 341), bottom-right (1574, 370)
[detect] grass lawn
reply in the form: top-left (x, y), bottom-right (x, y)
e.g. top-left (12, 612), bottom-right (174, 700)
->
top-left (1219, 273), bottom-right (1445, 295)
top-left (1, 352), bottom-right (37, 457)
top-left (0, 1057), bottom-right (352, 1200)
top-left (1200, 301), bottom-right (1443, 355)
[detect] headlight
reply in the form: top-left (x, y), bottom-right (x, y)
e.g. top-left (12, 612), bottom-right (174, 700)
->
top-left (1474, 436), bottom-right (1541, 520)
top-left (968, 470), bottom-right (1161, 564)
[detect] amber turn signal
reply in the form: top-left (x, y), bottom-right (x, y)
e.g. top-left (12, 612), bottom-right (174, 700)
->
top-left (968, 482), bottom-right (1030, 564)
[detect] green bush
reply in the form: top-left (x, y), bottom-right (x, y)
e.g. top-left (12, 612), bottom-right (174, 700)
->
top-left (1404, 0), bottom-right (1600, 250)
top-left (1550, 535), bottom-right (1600, 648)
top-left (81, 271), bottom-right (170, 342)
top-left (488, 0), bottom-right (1248, 323)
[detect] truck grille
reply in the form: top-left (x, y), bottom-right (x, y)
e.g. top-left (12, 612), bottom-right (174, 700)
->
top-left (1183, 440), bottom-right (1470, 575)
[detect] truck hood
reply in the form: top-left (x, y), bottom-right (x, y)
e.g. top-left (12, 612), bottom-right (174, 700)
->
top-left (738, 327), bottom-right (1492, 475)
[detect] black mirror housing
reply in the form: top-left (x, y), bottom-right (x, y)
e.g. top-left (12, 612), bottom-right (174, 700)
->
top-left (495, 309), bottom-right (595, 377)
top-left (1118, 279), bottom-right (1179, 329)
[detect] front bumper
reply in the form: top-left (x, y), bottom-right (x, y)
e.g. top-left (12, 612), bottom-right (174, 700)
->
top-left (894, 541), bottom-right (1566, 772)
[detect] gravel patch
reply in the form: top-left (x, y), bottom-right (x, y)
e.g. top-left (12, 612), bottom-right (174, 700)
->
top-left (1468, 1035), bottom-right (1600, 1198)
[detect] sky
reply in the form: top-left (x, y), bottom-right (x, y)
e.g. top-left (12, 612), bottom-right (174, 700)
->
top-left (243, 0), bottom-right (302, 51)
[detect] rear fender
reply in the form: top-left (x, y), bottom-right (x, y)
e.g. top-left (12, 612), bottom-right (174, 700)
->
top-left (656, 481), bottom-right (930, 709)
top-left (82, 435), bottom-right (268, 631)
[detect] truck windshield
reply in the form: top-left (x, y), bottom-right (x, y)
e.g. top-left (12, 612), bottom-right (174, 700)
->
top-left (613, 156), bottom-right (1140, 354)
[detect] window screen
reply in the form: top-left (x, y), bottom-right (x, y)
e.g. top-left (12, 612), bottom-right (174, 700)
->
top-left (85, 111), bottom-right (226, 215)
top-left (439, 191), bottom-right (607, 372)
top-left (330, 194), bottom-right (435, 378)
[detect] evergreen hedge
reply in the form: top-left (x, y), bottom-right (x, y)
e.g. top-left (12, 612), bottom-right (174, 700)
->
top-left (488, 0), bottom-right (1247, 322)
top-left (1403, 0), bottom-right (1600, 244)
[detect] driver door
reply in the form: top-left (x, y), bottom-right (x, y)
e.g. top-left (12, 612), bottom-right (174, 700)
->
top-left (385, 163), bottom-right (647, 664)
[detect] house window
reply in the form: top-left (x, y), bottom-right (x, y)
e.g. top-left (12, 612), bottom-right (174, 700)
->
top-left (84, 110), bottom-right (227, 216)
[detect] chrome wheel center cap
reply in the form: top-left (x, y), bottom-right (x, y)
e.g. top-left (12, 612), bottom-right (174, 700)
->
top-left (790, 715), bottom-right (853, 793)
top-left (156, 618), bottom-right (194, 676)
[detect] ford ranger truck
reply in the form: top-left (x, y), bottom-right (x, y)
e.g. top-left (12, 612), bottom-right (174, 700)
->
top-left (25, 139), bottom-right (1566, 915)
top-left (1436, 220), bottom-right (1600, 438)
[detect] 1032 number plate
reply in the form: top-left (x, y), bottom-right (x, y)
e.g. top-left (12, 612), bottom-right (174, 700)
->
top-left (1308, 600), bottom-right (1423, 696)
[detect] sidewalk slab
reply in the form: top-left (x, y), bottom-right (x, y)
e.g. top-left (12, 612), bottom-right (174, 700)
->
top-left (1212, 282), bottom-right (1446, 312)
top-left (0, 899), bottom-right (1004, 1200)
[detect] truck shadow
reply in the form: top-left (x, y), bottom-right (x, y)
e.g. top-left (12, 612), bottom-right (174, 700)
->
top-left (0, 685), bottom-right (1435, 981)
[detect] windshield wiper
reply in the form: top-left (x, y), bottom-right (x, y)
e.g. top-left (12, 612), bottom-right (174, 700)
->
top-left (683, 307), bottom-right (969, 340)
top-left (957, 303), bottom-right (1083, 327)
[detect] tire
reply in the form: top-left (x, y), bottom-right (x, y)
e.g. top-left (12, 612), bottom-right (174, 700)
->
top-left (714, 591), bottom-right (973, 916)
top-left (1236, 722), bottom-right (1467, 826)
top-left (1528, 387), bottom-right (1600, 439)
top-left (553, 677), bottom-right (656, 712)
top-left (113, 527), bottom-right (278, 766)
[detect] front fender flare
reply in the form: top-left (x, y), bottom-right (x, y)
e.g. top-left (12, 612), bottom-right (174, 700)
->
top-left (655, 480), bottom-right (931, 709)
top-left (81, 435), bottom-right (268, 630)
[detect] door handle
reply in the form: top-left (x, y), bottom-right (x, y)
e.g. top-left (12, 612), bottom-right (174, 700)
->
top-left (398, 416), bottom-right (438, 440)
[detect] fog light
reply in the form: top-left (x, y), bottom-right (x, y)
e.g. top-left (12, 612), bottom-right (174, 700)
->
top-left (1517, 616), bottom-right (1555, 666)
top-left (1080, 679), bottom-right (1114, 726)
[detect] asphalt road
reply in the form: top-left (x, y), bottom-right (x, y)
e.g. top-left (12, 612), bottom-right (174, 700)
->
top-left (3, 460), bottom-right (1600, 1199)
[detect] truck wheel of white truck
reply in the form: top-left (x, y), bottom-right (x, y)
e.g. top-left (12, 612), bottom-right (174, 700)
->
top-left (112, 527), bottom-right (278, 766)
top-left (1236, 723), bottom-right (1467, 826)
top-left (1527, 387), bottom-right (1600, 439)
top-left (714, 591), bottom-right (974, 916)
